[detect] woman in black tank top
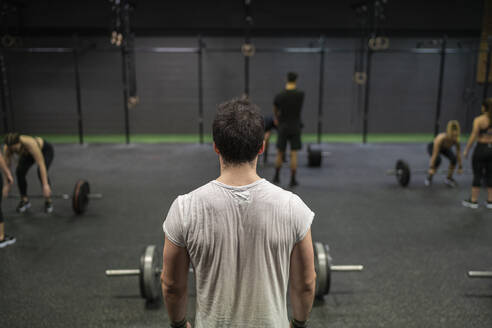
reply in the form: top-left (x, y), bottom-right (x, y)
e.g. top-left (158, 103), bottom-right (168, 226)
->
top-left (462, 99), bottom-right (492, 209)
top-left (3, 133), bottom-right (55, 213)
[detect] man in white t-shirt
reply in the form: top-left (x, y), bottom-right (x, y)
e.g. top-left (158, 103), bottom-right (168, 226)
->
top-left (161, 98), bottom-right (316, 328)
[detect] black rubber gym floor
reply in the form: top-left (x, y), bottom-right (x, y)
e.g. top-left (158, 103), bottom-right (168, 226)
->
top-left (0, 143), bottom-right (491, 327)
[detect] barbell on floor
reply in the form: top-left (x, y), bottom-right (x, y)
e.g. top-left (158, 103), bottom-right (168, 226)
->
top-left (106, 245), bottom-right (163, 301)
top-left (386, 159), bottom-right (472, 187)
top-left (467, 271), bottom-right (492, 278)
top-left (105, 242), bottom-right (364, 302)
top-left (313, 242), bottom-right (364, 298)
top-left (7, 179), bottom-right (102, 214)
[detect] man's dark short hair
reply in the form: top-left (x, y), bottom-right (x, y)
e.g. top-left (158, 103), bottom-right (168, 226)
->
top-left (213, 98), bottom-right (265, 165)
top-left (287, 72), bottom-right (298, 82)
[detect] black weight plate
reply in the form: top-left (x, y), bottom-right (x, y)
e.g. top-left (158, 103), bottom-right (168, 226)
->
top-left (395, 160), bottom-right (411, 187)
top-left (72, 180), bottom-right (90, 214)
top-left (308, 145), bottom-right (322, 167)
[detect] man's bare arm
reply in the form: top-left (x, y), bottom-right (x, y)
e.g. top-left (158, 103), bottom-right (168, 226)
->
top-left (161, 236), bottom-right (190, 324)
top-left (289, 229), bottom-right (316, 322)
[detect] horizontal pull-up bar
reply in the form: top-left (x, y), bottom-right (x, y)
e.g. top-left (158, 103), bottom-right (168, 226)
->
top-left (135, 47), bottom-right (199, 53)
top-left (5, 47), bottom-right (74, 53)
top-left (1, 46), bottom-right (484, 55)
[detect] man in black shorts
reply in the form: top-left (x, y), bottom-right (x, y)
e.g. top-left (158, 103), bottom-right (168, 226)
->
top-left (273, 72), bottom-right (304, 187)
top-left (262, 115), bottom-right (278, 164)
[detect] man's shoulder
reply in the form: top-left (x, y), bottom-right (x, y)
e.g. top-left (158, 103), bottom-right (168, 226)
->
top-left (262, 179), bottom-right (288, 192)
top-left (259, 183), bottom-right (313, 221)
top-left (257, 180), bottom-right (297, 205)
top-left (179, 181), bottom-right (216, 200)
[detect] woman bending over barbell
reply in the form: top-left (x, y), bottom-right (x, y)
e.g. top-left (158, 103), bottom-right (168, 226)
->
top-left (425, 120), bottom-right (463, 187)
top-left (462, 99), bottom-right (492, 209)
top-left (2, 133), bottom-right (55, 213)
top-left (0, 152), bottom-right (14, 247)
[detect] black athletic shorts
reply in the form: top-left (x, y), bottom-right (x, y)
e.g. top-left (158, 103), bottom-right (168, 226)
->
top-left (472, 142), bottom-right (492, 187)
top-left (277, 127), bottom-right (302, 152)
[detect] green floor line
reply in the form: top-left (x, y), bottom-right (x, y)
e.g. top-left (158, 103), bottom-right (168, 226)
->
top-left (34, 133), bottom-right (470, 144)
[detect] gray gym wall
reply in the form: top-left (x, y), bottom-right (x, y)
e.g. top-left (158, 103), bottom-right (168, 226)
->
top-left (3, 35), bottom-right (484, 136)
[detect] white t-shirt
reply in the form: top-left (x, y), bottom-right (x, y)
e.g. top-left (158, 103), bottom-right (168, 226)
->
top-left (163, 178), bottom-right (314, 328)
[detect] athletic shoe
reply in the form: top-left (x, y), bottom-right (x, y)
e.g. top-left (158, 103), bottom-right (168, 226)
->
top-left (0, 235), bottom-right (16, 248)
top-left (462, 199), bottom-right (479, 209)
top-left (444, 177), bottom-right (458, 188)
top-left (45, 201), bottom-right (54, 214)
top-left (424, 177), bottom-right (432, 187)
top-left (289, 178), bottom-right (299, 188)
top-left (16, 200), bottom-right (31, 213)
top-left (486, 201), bottom-right (492, 209)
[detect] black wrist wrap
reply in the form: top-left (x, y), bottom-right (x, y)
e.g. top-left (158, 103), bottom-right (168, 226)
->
top-left (291, 318), bottom-right (308, 328)
top-left (170, 318), bottom-right (187, 328)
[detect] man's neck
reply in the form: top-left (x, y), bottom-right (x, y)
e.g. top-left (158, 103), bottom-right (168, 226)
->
top-left (285, 82), bottom-right (296, 90)
top-left (217, 161), bottom-right (261, 186)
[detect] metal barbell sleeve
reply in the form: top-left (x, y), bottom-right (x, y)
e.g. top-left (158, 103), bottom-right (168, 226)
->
top-left (105, 269), bottom-right (142, 277)
top-left (467, 271), bottom-right (492, 278)
top-left (331, 265), bottom-right (364, 272)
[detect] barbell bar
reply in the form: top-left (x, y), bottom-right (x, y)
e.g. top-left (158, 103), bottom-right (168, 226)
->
top-left (386, 167), bottom-right (472, 176)
top-left (7, 179), bottom-right (102, 214)
top-left (106, 245), bottom-right (162, 301)
top-left (330, 265), bottom-right (364, 271)
top-left (8, 192), bottom-right (102, 200)
top-left (467, 271), bottom-right (492, 278)
top-left (105, 242), bottom-right (363, 302)
top-left (386, 159), bottom-right (472, 187)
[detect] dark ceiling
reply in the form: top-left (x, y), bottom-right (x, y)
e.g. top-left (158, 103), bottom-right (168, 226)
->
top-left (0, 0), bottom-right (485, 37)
